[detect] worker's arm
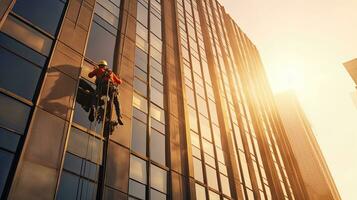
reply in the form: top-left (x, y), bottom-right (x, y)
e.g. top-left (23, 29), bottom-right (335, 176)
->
top-left (112, 73), bottom-right (123, 85)
top-left (88, 68), bottom-right (98, 78)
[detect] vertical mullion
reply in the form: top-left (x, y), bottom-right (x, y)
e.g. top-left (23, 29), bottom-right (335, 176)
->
top-left (146, 0), bottom-right (152, 199)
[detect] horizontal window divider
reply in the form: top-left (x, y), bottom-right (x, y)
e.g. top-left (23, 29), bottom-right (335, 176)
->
top-left (62, 169), bottom-right (100, 183)
top-left (10, 12), bottom-right (56, 40)
top-left (0, 44), bottom-right (45, 69)
top-left (71, 123), bottom-right (105, 140)
top-left (0, 146), bottom-right (17, 154)
top-left (0, 124), bottom-right (24, 136)
top-left (0, 88), bottom-right (33, 107)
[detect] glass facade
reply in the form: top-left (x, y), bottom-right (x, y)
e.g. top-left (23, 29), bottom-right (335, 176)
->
top-left (129, 0), bottom-right (167, 199)
top-left (0, 0), bottom-right (66, 198)
top-left (0, 0), bottom-right (320, 199)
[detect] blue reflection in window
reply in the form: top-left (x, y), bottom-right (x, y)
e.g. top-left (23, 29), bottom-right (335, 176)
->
top-left (0, 128), bottom-right (20, 152)
top-left (0, 93), bottom-right (30, 133)
top-left (0, 47), bottom-right (42, 100)
top-left (63, 153), bottom-right (82, 175)
top-left (56, 171), bottom-right (80, 200)
top-left (78, 178), bottom-right (97, 199)
top-left (63, 152), bottom-right (99, 181)
top-left (12, 0), bottom-right (66, 35)
top-left (0, 33), bottom-right (46, 66)
top-left (0, 150), bottom-right (14, 197)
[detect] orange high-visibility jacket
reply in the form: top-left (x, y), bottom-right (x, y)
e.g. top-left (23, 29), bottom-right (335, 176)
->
top-left (88, 68), bottom-right (122, 85)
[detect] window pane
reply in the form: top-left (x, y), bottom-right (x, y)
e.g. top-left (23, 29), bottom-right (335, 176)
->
top-left (136, 35), bottom-right (149, 52)
top-left (150, 14), bottom-right (161, 38)
top-left (0, 150), bottom-right (13, 196)
top-left (195, 183), bottom-right (206, 200)
top-left (78, 178), bottom-right (97, 200)
top-left (209, 191), bottom-right (220, 200)
top-left (67, 127), bottom-right (103, 164)
top-left (0, 32), bottom-right (46, 66)
top-left (185, 86), bottom-right (195, 107)
top-left (131, 118), bottom-right (147, 155)
top-left (133, 92), bottom-right (148, 113)
top-left (56, 171), bottom-right (80, 200)
top-left (12, 0), bottom-right (66, 35)
top-left (197, 96), bottom-right (208, 116)
top-left (190, 131), bottom-right (200, 148)
top-left (129, 180), bottom-right (146, 200)
top-left (0, 47), bottom-right (42, 100)
top-left (67, 127), bottom-right (88, 158)
top-left (204, 153), bottom-right (215, 168)
top-left (150, 33), bottom-right (161, 52)
top-left (150, 165), bottom-right (167, 193)
top-left (0, 128), bottom-right (20, 152)
top-left (151, 78), bottom-right (163, 92)
top-left (150, 47), bottom-right (161, 63)
top-left (130, 155), bottom-right (147, 184)
top-left (188, 107), bottom-right (198, 132)
top-left (63, 153), bottom-right (82, 175)
top-left (150, 129), bottom-right (165, 165)
top-left (0, 93), bottom-right (30, 133)
top-left (193, 157), bottom-right (203, 182)
top-left (150, 104), bottom-right (164, 123)
top-left (202, 139), bottom-right (214, 155)
top-left (92, 14), bottom-right (117, 35)
top-left (239, 151), bottom-right (251, 188)
top-left (212, 125), bottom-right (221, 148)
top-left (150, 189), bottom-right (165, 200)
top-left (83, 160), bottom-right (99, 181)
top-left (151, 118), bottom-right (165, 134)
top-left (1, 15), bottom-right (52, 55)
top-left (221, 174), bottom-right (231, 197)
top-left (216, 147), bottom-right (225, 164)
top-left (192, 146), bottom-right (201, 159)
top-left (206, 165), bottom-right (218, 190)
top-left (97, 0), bottom-right (120, 15)
top-left (94, 3), bottom-right (119, 27)
top-left (150, 66), bottom-right (163, 83)
top-left (150, 87), bottom-right (163, 108)
top-left (134, 77), bottom-right (147, 97)
top-left (199, 115), bottom-right (212, 141)
top-left (133, 107), bottom-right (147, 123)
top-left (85, 21), bottom-right (116, 68)
top-left (135, 48), bottom-right (148, 72)
top-left (137, 22), bottom-right (148, 40)
top-left (150, 57), bottom-right (161, 73)
top-left (137, 2), bottom-right (148, 27)
top-left (134, 66), bottom-right (147, 82)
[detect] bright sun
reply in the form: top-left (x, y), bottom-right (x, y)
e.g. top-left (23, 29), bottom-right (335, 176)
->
top-left (268, 65), bottom-right (305, 93)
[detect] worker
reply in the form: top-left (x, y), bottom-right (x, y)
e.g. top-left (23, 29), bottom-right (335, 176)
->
top-left (88, 60), bottom-right (124, 126)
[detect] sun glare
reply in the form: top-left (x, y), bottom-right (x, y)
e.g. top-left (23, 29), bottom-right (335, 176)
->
top-left (269, 65), bottom-right (305, 93)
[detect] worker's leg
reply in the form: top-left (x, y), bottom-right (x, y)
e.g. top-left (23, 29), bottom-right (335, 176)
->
top-left (88, 88), bottom-right (97, 122)
top-left (113, 93), bottom-right (124, 125)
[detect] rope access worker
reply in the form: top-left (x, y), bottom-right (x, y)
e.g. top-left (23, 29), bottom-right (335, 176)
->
top-left (88, 60), bottom-right (124, 126)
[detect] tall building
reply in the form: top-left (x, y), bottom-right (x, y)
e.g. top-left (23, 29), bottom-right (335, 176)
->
top-left (0, 0), bottom-right (317, 199)
top-left (344, 58), bottom-right (357, 88)
top-left (275, 91), bottom-right (341, 200)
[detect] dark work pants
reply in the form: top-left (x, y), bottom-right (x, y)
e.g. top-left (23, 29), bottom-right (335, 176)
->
top-left (92, 81), bottom-right (122, 122)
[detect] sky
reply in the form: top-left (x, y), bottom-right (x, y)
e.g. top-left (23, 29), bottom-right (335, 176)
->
top-left (218, 0), bottom-right (357, 199)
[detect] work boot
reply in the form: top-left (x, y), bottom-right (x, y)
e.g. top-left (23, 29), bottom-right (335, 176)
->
top-left (96, 107), bottom-right (104, 122)
top-left (89, 105), bottom-right (96, 122)
top-left (109, 121), bottom-right (118, 134)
